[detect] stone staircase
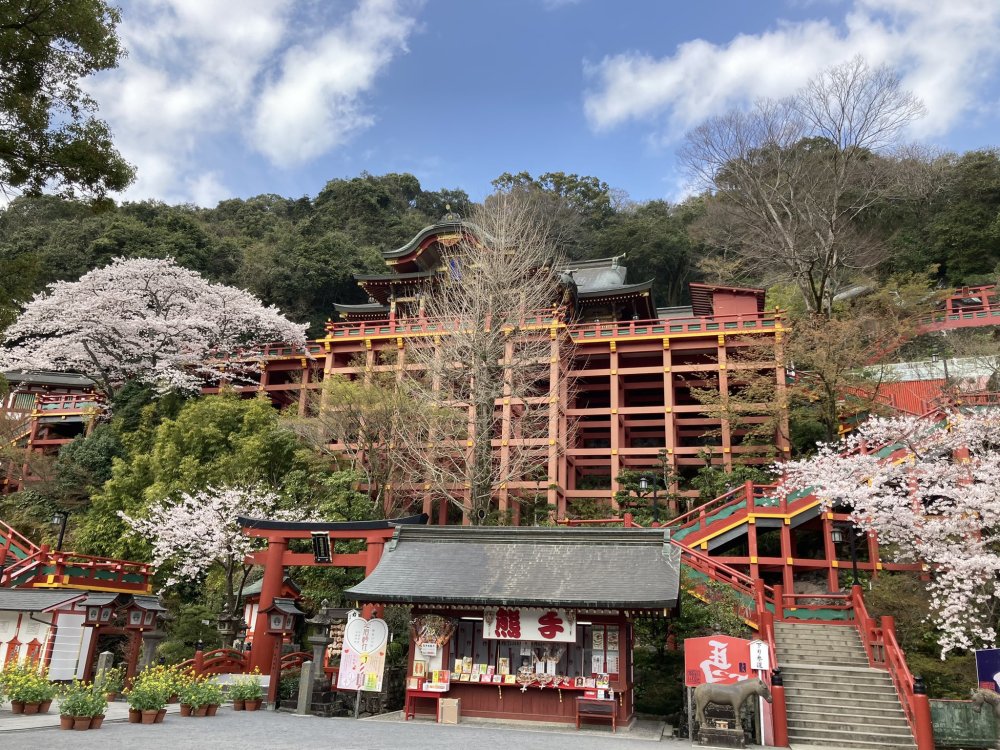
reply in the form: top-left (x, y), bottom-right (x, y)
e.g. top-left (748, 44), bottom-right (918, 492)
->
top-left (774, 622), bottom-right (916, 750)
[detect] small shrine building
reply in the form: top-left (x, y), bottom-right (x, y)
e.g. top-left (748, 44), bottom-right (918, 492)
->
top-left (345, 525), bottom-right (680, 726)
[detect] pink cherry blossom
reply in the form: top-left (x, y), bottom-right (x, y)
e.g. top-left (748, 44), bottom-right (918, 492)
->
top-left (781, 410), bottom-right (1000, 656)
top-left (0, 257), bottom-right (307, 394)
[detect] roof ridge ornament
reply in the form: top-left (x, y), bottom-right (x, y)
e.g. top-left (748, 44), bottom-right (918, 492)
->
top-left (441, 203), bottom-right (462, 222)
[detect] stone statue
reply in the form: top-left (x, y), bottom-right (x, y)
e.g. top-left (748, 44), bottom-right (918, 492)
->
top-left (556, 270), bottom-right (578, 318)
top-left (972, 687), bottom-right (1000, 718)
top-left (694, 677), bottom-right (773, 728)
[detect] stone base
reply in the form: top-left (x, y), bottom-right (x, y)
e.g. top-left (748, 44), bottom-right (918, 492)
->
top-left (697, 726), bottom-right (746, 748)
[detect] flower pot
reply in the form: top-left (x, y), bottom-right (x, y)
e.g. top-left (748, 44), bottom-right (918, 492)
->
top-left (128, 708), bottom-right (141, 723)
top-left (59, 715), bottom-right (74, 730)
top-left (105, 692), bottom-right (118, 702)
top-left (23, 702), bottom-right (40, 715)
top-left (169, 694), bottom-right (179, 704)
top-left (194, 706), bottom-right (209, 717)
top-left (11, 701), bottom-right (24, 714)
top-left (73, 716), bottom-right (92, 730)
top-left (180, 703), bottom-right (192, 717)
top-left (141, 709), bottom-right (158, 724)
top-left (206, 704), bottom-right (218, 716)
top-left (232, 699), bottom-right (245, 711)
top-left (155, 708), bottom-right (166, 723)
top-left (91, 715), bottom-right (105, 729)
top-left (40, 699), bottom-right (53, 713)
top-left (244, 699), bottom-right (262, 711)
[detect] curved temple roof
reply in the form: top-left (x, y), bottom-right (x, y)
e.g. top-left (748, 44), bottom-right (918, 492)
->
top-left (238, 513), bottom-right (429, 532)
top-left (346, 526), bottom-right (681, 610)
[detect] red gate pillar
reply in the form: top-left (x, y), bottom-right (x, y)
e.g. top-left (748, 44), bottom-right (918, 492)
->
top-left (770, 668), bottom-right (789, 747)
top-left (248, 538), bottom-right (287, 674)
top-left (912, 676), bottom-right (935, 750)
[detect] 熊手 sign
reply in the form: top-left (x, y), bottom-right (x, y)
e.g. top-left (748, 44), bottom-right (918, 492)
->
top-left (482, 608), bottom-right (576, 643)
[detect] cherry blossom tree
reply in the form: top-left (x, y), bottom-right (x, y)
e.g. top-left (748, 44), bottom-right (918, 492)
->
top-left (0, 257), bottom-right (307, 396)
top-left (782, 410), bottom-right (1000, 655)
top-left (119, 485), bottom-right (299, 642)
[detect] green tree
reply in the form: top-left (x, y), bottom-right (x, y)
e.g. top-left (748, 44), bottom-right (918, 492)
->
top-left (0, 0), bottom-right (134, 200)
top-left (76, 393), bottom-right (306, 557)
top-left (591, 200), bottom-right (699, 306)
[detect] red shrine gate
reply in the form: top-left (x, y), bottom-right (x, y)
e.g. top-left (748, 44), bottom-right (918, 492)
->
top-left (238, 514), bottom-right (427, 697)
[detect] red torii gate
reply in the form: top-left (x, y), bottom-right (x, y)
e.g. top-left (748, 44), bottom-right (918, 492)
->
top-left (239, 514), bottom-right (428, 680)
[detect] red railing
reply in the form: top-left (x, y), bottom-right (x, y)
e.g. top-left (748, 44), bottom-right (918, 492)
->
top-left (324, 310), bottom-right (561, 339)
top-left (567, 311), bottom-right (783, 340)
top-left (33, 393), bottom-right (104, 413)
top-left (0, 547), bottom-right (153, 591)
top-left (0, 548), bottom-right (45, 585)
top-left (46, 551), bottom-right (153, 591)
top-left (667, 481), bottom-right (809, 545)
top-left (280, 651), bottom-right (312, 671)
top-left (181, 648), bottom-right (313, 677)
top-left (0, 518), bottom-right (41, 561)
top-left (916, 284), bottom-right (1000, 333)
top-left (182, 648), bottom-right (248, 675)
top-left (848, 585), bottom-right (931, 748)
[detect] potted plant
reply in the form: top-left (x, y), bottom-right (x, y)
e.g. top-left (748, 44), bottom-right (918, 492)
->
top-left (125, 681), bottom-right (166, 724)
top-left (59, 681), bottom-right (106, 731)
top-left (180, 676), bottom-right (209, 716)
top-left (202, 680), bottom-right (223, 716)
top-left (59, 683), bottom-right (86, 730)
top-left (1, 660), bottom-right (54, 714)
top-left (98, 664), bottom-right (124, 700)
top-left (231, 672), bottom-right (264, 711)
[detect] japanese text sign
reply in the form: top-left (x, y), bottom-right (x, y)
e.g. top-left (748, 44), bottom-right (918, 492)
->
top-left (684, 635), bottom-right (751, 687)
top-left (482, 607), bottom-right (576, 643)
top-left (336, 617), bottom-right (389, 692)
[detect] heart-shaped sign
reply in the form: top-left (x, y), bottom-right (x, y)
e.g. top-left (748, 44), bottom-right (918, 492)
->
top-left (344, 617), bottom-right (388, 654)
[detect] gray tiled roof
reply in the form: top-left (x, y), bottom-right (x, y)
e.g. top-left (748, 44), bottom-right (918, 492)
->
top-left (345, 526), bottom-right (680, 610)
top-left (0, 589), bottom-right (85, 612)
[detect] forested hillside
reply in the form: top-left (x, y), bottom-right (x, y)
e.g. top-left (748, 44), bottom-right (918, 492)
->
top-left (2, 155), bottom-right (998, 339)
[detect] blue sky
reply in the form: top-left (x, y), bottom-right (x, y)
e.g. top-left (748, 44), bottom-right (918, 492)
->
top-left (89, 0), bottom-right (1000, 206)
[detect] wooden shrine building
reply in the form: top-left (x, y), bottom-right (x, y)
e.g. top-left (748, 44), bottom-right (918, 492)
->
top-left (204, 218), bottom-right (789, 524)
top-left (345, 525), bottom-right (680, 727)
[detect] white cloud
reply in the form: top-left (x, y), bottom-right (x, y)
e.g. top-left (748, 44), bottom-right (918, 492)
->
top-left (86, 0), bottom-right (420, 205)
top-left (583, 0), bottom-right (1000, 143)
top-left (251, 0), bottom-right (417, 165)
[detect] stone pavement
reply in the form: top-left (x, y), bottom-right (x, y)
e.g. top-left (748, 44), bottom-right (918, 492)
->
top-left (0, 706), bottom-right (757, 749)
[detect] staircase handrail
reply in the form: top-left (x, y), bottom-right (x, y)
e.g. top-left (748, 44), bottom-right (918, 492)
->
top-left (0, 518), bottom-right (41, 560)
top-left (0, 548), bottom-right (45, 585)
top-left (882, 620), bottom-right (919, 737)
top-left (849, 585), bottom-right (879, 666)
top-left (848, 585), bottom-right (923, 745)
top-left (676, 542), bottom-right (775, 603)
top-left (668, 482), bottom-right (758, 533)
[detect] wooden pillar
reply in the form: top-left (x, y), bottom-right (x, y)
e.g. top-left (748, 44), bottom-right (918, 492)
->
top-left (297, 360), bottom-right (310, 417)
top-left (124, 630), bottom-right (142, 684)
top-left (747, 517), bottom-right (760, 581)
top-left (717, 335), bottom-right (732, 471)
top-left (823, 512), bottom-right (839, 592)
top-left (547, 326), bottom-right (562, 520)
top-left (498, 338), bottom-right (514, 517)
top-left (773, 326), bottom-right (791, 461)
top-left (248, 538), bottom-right (287, 673)
top-left (609, 341), bottom-right (621, 511)
top-left (662, 338), bottom-right (676, 472)
top-left (867, 531), bottom-right (881, 580)
top-left (780, 520), bottom-right (794, 594)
